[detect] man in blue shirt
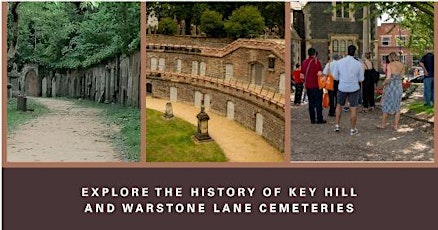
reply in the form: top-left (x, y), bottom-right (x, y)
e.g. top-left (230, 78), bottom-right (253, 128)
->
top-left (420, 49), bottom-right (434, 106)
top-left (332, 45), bottom-right (364, 136)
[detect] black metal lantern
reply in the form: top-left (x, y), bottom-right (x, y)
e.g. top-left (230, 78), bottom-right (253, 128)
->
top-left (268, 54), bottom-right (276, 69)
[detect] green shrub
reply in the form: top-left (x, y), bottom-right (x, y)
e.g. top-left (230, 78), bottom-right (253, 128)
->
top-left (158, 17), bottom-right (178, 35)
top-left (224, 5), bottom-right (265, 38)
top-left (200, 10), bottom-right (225, 37)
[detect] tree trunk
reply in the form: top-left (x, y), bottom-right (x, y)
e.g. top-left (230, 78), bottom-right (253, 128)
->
top-left (7, 2), bottom-right (20, 60)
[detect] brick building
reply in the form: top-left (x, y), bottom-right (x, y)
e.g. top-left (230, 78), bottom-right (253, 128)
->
top-left (377, 22), bottom-right (418, 72)
top-left (292, 2), bottom-right (378, 67)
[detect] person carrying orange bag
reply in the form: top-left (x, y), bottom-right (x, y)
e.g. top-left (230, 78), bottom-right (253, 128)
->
top-left (322, 54), bottom-right (340, 117)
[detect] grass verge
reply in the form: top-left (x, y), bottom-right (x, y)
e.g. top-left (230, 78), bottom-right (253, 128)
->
top-left (7, 97), bottom-right (49, 133)
top-left (407, 102), bottom-right (434, 116)
top-left (74, 99), bottom-right (140, 162)
top-left (146, 108), bottom-right (227, 162)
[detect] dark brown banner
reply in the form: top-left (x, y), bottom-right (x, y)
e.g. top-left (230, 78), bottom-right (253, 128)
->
top-left (3, 168), bottom-right (438, 229)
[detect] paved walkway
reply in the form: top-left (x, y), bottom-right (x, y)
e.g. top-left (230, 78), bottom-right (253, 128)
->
top-left (146, 97), bottom-right (284, 162)
top-left (7, 97), bottom-right (122, 162)
top-left (290, 85), bottom-right (434, 161)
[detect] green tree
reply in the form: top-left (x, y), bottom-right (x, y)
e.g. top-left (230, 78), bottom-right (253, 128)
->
top-left (200, 10), bottom-right (224, 37)
top-left (348, 2), bottom-right (434, 55)
top-left (8, 2), bottom-right (140, 70)
top-left (224, 5), bottom-right (265, 38)
top-left (158, 17), bottom-right (178, 35)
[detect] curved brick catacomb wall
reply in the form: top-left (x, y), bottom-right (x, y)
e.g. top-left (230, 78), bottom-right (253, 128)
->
top-left (146, 37), bottom-right (285, 151)
top-left (9, 52), bottom-right (140, 107)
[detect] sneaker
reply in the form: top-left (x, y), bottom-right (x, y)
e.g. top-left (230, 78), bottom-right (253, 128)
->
top-left (316, 120), bottom-right (327, 124)
top-left (350, 128), bottom-right (359, 136)
top-left (334, 125), bottom-right (340, 132)
top-left (343, 107), bottom-right (350, 112)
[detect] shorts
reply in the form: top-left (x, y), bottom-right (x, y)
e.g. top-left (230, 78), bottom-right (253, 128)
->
top-left (337, 90), bottom-right (360, 107)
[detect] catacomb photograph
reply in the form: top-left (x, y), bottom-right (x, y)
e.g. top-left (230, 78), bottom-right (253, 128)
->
top-left (146, 2), bottom-right (286, 162)
top-left (290, 1), bottom-right (434, 161)
top-left (6, 2), bottom-right (141, 162)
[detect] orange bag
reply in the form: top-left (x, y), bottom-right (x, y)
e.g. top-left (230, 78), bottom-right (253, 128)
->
top-left (323, 92), bottom-right (330, 108)
top-left (318, 76), bottom-right (327, 90)
top-left (325, 73), bottom-right (334, 91)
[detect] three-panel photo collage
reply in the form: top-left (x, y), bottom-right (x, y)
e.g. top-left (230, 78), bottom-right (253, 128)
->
top-left (3, 2), bottom-right (435, 166)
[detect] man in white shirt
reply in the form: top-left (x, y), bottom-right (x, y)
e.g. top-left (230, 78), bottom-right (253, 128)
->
top-left (332, 45), bottom-right (364, 135)
top-left (323, 54), bottom-right (340, 117)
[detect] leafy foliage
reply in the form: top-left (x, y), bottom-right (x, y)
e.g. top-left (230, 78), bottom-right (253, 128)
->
top-left (200, 10), bottom-right (225, 37)
top-left (147, 3), bottom-right (283, 38)
top-left (8, 2), bottom-right (140, 70)
top-left (348, 2), bottom-right (434, 55)
top-left (224, 6), bottom-right (265, 38)
top-left (158, 17), bottom-right (178, 35)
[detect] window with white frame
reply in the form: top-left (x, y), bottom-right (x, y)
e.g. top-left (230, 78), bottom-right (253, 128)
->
top-left (332, 2), bottom-right (355, 21)
top-left (381, 36), bottom-right (391, 46)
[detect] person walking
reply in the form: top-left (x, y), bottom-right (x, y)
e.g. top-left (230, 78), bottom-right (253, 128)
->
top-left (292, 63), bottom-right (304, 105)
top-left (377, 52), bottom-right (405, 131)
top-left (419, 49), bottom-right (434, 106)
top-left (323, 54), bottom-right (340, 117)
top-left (362, 51), bottom-right (377, 112)
top-left (333, 45), bottom-right (364, 135)
top-left (301, 48), bottom-right (326, 124)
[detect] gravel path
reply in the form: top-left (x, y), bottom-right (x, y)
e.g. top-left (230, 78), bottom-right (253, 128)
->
top-left (290, 87), bottom-right (434, 161)
top-left (7, 97), bottom-right (122, 162)
top-left (146, 97), bottom-right (284, 162)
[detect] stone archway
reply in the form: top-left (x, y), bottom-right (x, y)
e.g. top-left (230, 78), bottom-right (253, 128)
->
top-left (24, 70), bottom-right (38, 96)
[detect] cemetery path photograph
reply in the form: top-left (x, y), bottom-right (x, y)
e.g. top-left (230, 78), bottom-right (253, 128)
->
top-left (6, 2), bottom-right (141, 163)
top-left (7, 97), bottom-right (122, 162)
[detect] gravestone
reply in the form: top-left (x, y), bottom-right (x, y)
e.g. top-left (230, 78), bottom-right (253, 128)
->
top-left (52, 78), bottom-right (57, 97)
top-left (227, 101), bottom-right (235, 120)
top-left (199, 62), bottom-right (206, 76)
top-left (170, 87), bottom-right (177, 102)
top-left (194, 91), bottom-right (202, 108)
top-left (279, 73), bottom-right (285, 94)
top-left (256, 113), bottom-right (263, 135)
top-left (204, 94), bottom-right (211, 111)
top-left (151, 58), bottom-right (158, 71)
top-left (163, 102), bottom-right (174, 119)
top-left (225, 64), bottom-right (233, 80)
top-left (17, 95), bottom-right (27, 111)
top-left (158, 58), bottom-right (165, 71)
top-left (41, 77), bottom-right (47, 97)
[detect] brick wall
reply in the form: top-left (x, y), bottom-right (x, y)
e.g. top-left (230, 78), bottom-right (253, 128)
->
top-left (146, 35), bottom-right (232, 48)
top-left (148, 77), bottom-right (285, 151)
